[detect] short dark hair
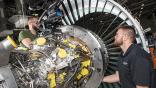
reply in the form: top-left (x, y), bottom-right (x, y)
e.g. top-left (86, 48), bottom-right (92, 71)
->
top-left (117, 25), bottom-right (136, 41)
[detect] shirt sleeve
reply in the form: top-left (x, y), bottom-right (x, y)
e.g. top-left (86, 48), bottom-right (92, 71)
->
top-left (18, 31), bottom-right (29, 42)
top-left (132, 54), bottom-right (152, 86)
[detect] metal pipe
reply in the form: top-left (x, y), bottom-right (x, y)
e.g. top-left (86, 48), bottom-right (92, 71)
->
top-left (0, 36), bottom-right (17, 51)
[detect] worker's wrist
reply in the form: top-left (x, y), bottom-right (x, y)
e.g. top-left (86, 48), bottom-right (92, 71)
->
top-left (29, 26), bottom-right (34, 30)
top-left (103, 77), bottom-right (106, 82)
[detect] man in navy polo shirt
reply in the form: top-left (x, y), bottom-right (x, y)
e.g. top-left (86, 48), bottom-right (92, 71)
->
top-left (103, 25), bottom-right (153, 88)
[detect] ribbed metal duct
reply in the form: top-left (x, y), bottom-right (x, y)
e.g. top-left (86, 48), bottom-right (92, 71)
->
top-left (59, 0), bottom-right (149, 88)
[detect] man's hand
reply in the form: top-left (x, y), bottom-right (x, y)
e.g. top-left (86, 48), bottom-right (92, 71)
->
top-left (21, 38), bottom-right (32, 49)
top-left (103, 71), bottom-right (120, 83)
top-left (136, 85), bottom-right (149, 88)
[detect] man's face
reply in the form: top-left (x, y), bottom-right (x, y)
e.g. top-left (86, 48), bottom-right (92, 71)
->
top-left (114, 29), bottom-right (124, 46)
top-left (28, 17), bottom-right (39, 30)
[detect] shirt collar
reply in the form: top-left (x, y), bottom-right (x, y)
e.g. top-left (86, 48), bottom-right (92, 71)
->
top-left (121, 44), bottom-right (134, 57)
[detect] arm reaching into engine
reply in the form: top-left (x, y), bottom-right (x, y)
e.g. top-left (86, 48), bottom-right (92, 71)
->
top-left (103, 71), bottom-right (120, 83)
top-left (18, 16), bottom-right (39, 49)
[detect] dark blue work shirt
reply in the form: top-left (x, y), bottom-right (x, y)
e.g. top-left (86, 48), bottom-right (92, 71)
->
top-left (118, 44), bottom-right (153, 88)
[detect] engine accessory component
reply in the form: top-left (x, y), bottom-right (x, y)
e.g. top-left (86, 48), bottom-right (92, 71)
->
top-left (77, 68), bottom-right (89, 80)
top-left (0, 36), bottom-right (17, 67)
top-left (47, 73), bottom-right (56, 88)
top-left (35, 37), bottom-right (47, 46)
top-left (0, 36), bottom-right (17, 50)
top-left (58, 48), bottom-right (67, 58)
